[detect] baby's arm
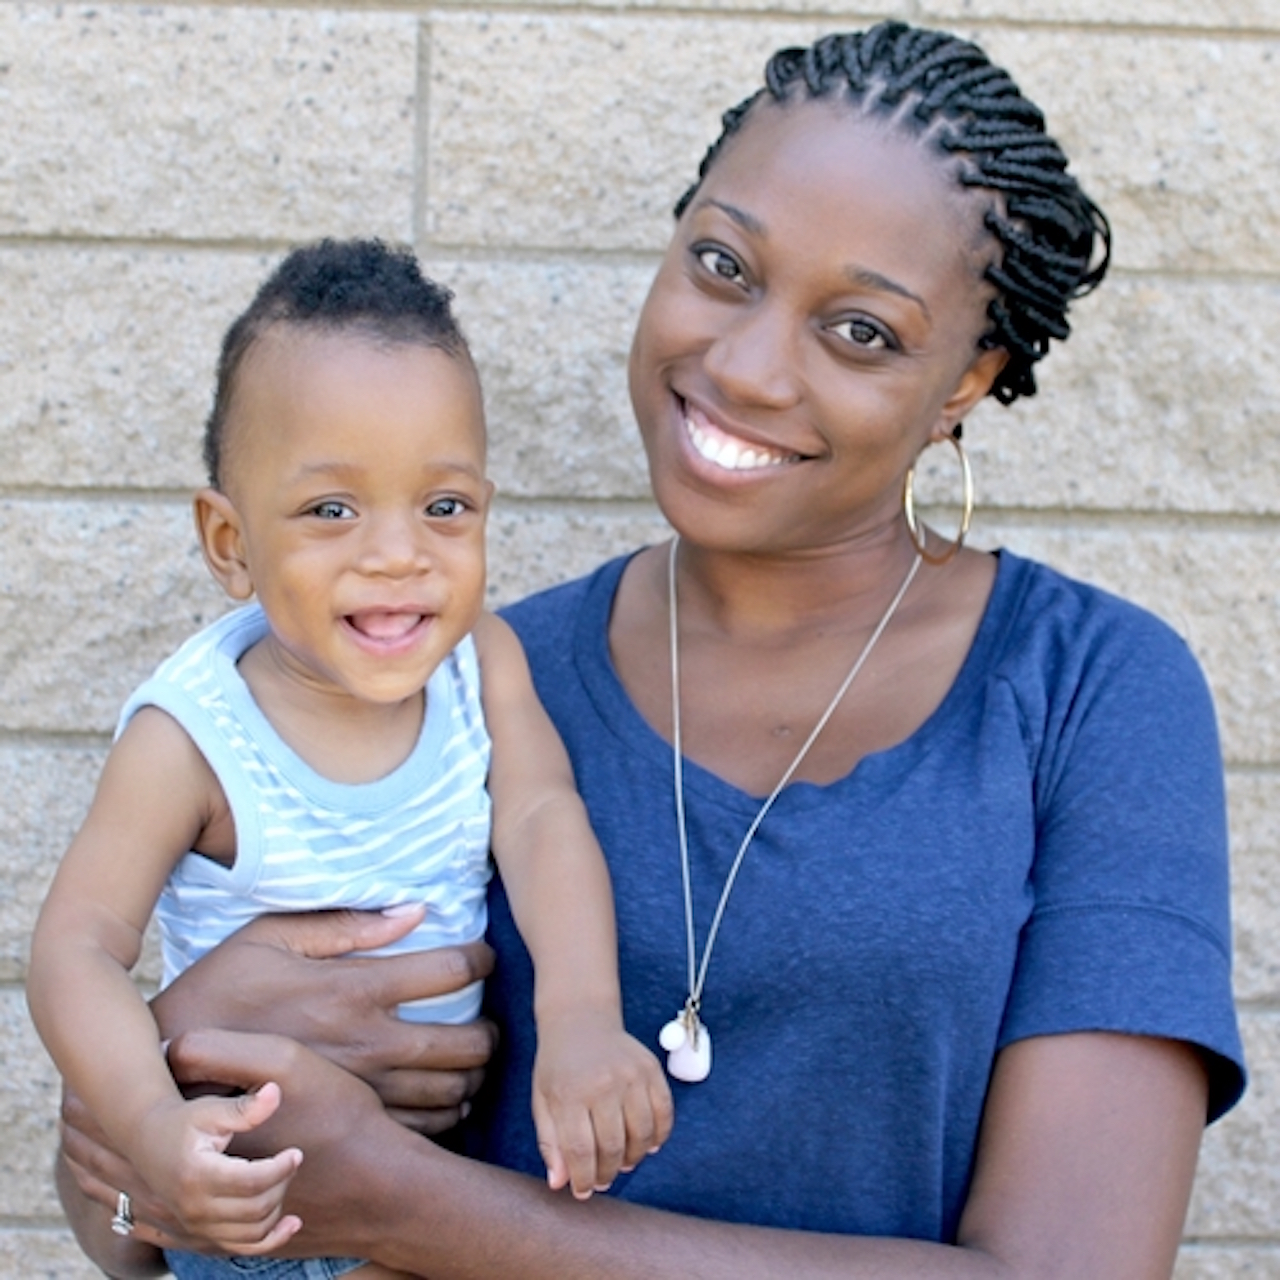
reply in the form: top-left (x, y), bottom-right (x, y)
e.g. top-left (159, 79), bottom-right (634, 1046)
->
top-left (474, 614), bottom-right (673, 1200)
top-left (27, 707), bottom-right (303, 1253)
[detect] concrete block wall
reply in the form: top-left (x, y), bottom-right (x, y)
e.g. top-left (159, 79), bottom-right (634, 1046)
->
top-left (1, 1), bottom-right (1276, 1274)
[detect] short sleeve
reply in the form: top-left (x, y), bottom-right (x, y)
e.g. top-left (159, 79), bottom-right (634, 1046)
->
top-left (997, 597), bottom-right (1246, 1122)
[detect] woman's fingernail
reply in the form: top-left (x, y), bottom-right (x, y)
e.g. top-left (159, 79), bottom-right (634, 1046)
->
top-left (381, 903), bottom-right (422, 918)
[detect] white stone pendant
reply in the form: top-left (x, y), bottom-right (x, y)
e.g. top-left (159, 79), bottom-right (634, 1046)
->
top-left (659, 1008), bottom-right (712, 1082)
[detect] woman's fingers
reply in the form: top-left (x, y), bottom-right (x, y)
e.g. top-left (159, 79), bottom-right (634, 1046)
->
top-left (370, 1015), bottom-right (496, 1082)
top-left (383, 1103), bottom-right (471, 1136)
top-left (60, 1133), bottom-right (188, 1246)
top-left (353, 939), bottom-right (495, 1012)
top-left (375, 1054), bottom-right (488, 1115)
top-left (167, 1029), bottom-right (314, 1099)
top-left (151, 912), bottom-right (496, 1112)
top-left (59, 1091), bottom-right (162, 1222)
top-left (236, 905), bottom-right (429, 959)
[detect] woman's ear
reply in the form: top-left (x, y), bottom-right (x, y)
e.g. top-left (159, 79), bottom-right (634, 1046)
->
top-left (932, 346), bottom-right (1009, 441)
top-left (194, 488), bottom-right (254, 601)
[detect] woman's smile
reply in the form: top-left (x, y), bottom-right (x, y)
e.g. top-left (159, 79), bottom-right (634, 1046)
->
top-left (680, 395), bottom-right (807, 475)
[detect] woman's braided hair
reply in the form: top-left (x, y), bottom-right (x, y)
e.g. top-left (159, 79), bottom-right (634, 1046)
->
top-left (673, 22), bottom-right (1111, 405)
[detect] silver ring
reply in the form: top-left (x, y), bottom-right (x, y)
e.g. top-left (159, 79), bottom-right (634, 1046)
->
top-left (110, 1189), bottom-right (134, 1237)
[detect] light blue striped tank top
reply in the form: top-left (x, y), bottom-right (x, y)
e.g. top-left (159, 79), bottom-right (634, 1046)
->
top-left (120, 604), bottom-right (493, 1024)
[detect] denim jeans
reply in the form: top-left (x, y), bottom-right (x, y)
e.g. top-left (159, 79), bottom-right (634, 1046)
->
top-left (164, 1250), bottom-right (366, 1280)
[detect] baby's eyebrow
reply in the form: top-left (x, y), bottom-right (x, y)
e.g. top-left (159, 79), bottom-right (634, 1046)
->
top-left (287, 457), bottom-right (486, 484)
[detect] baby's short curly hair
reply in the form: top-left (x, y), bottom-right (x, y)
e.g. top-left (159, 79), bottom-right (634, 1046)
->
top-left (204, 238), bottom-right (468, 488)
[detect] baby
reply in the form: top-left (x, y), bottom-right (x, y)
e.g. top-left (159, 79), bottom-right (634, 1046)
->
top-left (29, 239), bottom-right (672, 1280)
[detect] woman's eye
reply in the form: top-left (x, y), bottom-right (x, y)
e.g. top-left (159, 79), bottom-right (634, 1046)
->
top-left (830, 317), bottom-right (893, 351)
top-left (309, 500), bottom-right (354, 520)
top-left (695, 246), bottom-right (745, 285)
top-left (425, 496), bottom-right (466, 518)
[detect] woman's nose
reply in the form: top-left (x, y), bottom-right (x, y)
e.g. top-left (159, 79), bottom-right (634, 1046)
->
top-left (702, 301), bottom-right (802, 409)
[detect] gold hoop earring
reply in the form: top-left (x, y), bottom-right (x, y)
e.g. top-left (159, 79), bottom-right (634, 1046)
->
top-left (902, 431), bottom-right (973, 565)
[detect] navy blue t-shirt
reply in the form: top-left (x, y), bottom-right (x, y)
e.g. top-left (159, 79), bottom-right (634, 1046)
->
top-left (476, 549), bottom-right (1245, 1242)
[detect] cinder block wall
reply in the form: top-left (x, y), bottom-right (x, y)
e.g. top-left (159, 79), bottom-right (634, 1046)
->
top-left (2, 2), bottom-right (1276, 1275)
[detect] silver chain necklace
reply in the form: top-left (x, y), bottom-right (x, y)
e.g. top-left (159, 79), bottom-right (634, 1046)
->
top-left (659, 537), bottom-right (923, 1082)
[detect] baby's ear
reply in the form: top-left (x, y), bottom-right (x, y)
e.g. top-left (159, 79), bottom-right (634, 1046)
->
top-left (194, 488), bottom-right (254, 601)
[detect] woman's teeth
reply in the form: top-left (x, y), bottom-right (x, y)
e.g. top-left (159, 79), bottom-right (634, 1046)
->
top-left (685, 414), bottom-right (798, 472)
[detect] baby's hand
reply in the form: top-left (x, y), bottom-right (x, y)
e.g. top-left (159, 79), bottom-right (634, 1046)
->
top-left (134, 1082), bottom-right (303, 1254)
top-left (532, 1011), bottom-right (674, 1200)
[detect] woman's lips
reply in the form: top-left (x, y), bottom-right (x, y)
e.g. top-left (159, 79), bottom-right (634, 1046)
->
top-left (681, 399), bottom-right (804, 473)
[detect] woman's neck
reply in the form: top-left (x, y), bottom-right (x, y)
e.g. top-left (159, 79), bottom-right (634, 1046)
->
top-left (670, 525), bottom-right (927, 644)
top-left (610, 527), bottom-right (994, 795)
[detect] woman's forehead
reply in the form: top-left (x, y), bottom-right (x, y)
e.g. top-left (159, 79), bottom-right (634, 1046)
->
top-left (687, 98), bottom-right (994, 289)
top-left (704, 97), bottom-right (968, 207)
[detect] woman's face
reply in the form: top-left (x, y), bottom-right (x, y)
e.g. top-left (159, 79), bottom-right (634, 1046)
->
top-left (628, 97), bottom-right (1008, 556)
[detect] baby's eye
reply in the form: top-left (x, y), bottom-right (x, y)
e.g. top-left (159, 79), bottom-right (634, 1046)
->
top-left (309, 500), bottom-right (355, 520)
top-left (425, 496), bottom-right (467, 518)
top-left (829, 317), bottom-right (894, 351)
top-left (695, 245), bottom-right (746, 285)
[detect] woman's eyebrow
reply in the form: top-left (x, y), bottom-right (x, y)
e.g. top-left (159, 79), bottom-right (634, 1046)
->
top-left (844, 266), bottom-right (930, 320)
top-left (701, 198), bottom-right (766, 237)
top-left (698, 196), bottom-right (930, 320)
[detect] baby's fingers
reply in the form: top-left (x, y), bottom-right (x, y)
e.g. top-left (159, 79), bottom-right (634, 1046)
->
top-left (586, 1102), bottom-right (627, 1197)
top-left (535, 1096), bottom-right (603, 1200)
top-left (629, 1070), bottom-right (674, 1165)
top-left (177, 1159), bottom-right (301, 1251)
top-left (532, 1092), bottom-right (568, 1192)
top-left (203, 1080), bottom-right (286, 1143)
top-left (184, 1087), bottom-right (303, 1182)
top-left (221, 1211), bottom-right (303, 1257)
top-left (211, 1144), bottom-right (304, 1197)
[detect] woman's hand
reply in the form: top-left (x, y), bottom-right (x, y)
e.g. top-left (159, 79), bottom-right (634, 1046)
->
top-left (168, 1029), bottom-right (402, 1257)
top-left (60, 1032), bottom-right (396, 1261)
top-left (61, 1029), bottom-right (398, 1263)
top-left (59, 1083), bottom-right (200, 1270)
top-left (150, 908), bottom-right (497, 1133)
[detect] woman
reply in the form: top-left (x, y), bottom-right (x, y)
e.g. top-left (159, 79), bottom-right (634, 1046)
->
top-left (60, 21), bottom-right (1244, 1278)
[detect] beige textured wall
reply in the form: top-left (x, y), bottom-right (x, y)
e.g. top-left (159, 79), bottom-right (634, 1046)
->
top-left (2, 1), bottom-right (1277, 1275)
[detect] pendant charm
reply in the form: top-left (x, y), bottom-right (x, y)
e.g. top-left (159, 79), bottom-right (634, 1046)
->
top-left (659, 1004), bottom-right (712, 1082)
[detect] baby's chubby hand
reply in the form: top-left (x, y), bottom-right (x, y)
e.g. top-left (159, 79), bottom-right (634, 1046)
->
top-left (532, 1011), bottom-right (674, 1201)
top-left (132, 1082), bottom-right (304, 1253)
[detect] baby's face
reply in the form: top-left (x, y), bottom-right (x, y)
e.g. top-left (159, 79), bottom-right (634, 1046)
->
top-left (218, 325), bottom-right (492, 706)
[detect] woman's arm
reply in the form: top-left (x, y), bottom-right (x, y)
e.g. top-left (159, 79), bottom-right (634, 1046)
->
top-left (55, 911), bottom-right (497, 1277)
top-left (107, 1025), bottom-right (1204, 1280)
top-left (149, 908), bottom-right (497, 1130)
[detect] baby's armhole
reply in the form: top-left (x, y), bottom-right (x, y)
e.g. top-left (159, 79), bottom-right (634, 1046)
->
top-left (40, 706), bottom-right (234, 956)
top-left (115, 705), bottom-right (235, 866)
